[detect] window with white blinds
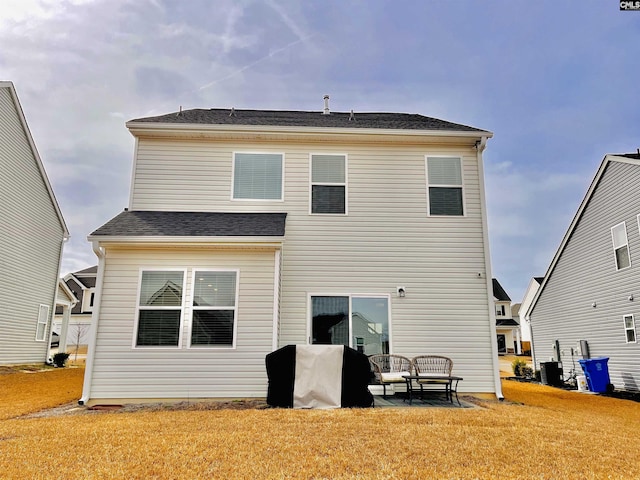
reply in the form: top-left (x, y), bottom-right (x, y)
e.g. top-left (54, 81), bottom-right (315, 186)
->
top-left (191, 271), bottom-right (238, 347)
top-left (35, 304), bottom-right (49, 341)
top-left (233, 153), bottom-right (283, 200)
top-left (611, 222), bottom-right (630, 270)
top-left (135, 270), bottom-right (185, 347)
top-left (427, 157), bottom-right (464, 216)
top-left (311, 154), bottom-right (346, 214)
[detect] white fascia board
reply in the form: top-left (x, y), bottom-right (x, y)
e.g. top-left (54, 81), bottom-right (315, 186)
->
top-left (527, 154), bottom-right (640, 319)
top-left (2, 82), bottom-right (70, 238)
top-left (126, 121), bottom-right (493, 142)
top-left (57, 279), bottom-right (79, 306)
top-left (87, 235), bottom-right (284, 247)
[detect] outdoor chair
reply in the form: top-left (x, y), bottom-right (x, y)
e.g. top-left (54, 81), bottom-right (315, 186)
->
top-left (411, 355), bottom-right (454, 396)
top-left (368, 354), bottom-right (412, 398)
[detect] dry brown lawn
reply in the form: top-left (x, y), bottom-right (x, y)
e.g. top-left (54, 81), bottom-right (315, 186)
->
top-left (1, 367), bottom-right (638, 479)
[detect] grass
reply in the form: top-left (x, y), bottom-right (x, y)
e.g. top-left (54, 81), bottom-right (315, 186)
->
top-left (1, 367), bottom-right (638, 479)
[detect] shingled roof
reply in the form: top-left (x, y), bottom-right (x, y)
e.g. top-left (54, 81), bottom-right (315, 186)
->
top-left (90, 211), bottom-right (287, 238)
top-left (128, 108), bottom-right (487, 133)
top-left (492, 278), bottom-right (511, 302)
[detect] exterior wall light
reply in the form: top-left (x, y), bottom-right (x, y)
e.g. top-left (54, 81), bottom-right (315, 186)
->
top-left (397, 287), bottom-right (406, 298)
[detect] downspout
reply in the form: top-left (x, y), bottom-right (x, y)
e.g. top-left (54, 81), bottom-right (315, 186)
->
top-left (79, 240), bottom-right (105, 405)
top-left (47, 235), bottom-right (69, 361)
top-left (272, 248), bottom-right (282, 351)
top-left (476, 136), bottom-right (504, 400)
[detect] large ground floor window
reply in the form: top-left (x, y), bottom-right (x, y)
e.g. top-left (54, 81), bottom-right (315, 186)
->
top-left (310, 295), bottom-right (390, 355)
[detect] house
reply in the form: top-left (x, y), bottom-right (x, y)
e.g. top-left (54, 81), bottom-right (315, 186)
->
top-left (518, 276), bottom-right (544, 353)
top-left (0, 81), bottom-right (69, 365)
top-left (80, 99), bottom-right (502, 405)
top-left (528, 153), bottom-right (640, 392)
top-left (53, 266), bottom-right (96, 351)
top-left (493, 278), bottom-right (521, 355)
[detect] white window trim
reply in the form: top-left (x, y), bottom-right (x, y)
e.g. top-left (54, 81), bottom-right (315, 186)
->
top-left (231, 151), bottom-right (285, 202)
top-left (306, 293), bottom-right (392, 350)
top-left (309, 153), bottom-right (348, 215)
top-left (188, 269), bottom-right (239, 349)
top-left (132, 268), bottom-right (187, 349)
top-left (611, 222), bottom-right (631, 271)
top-left (624, 314), bottom-right (637, 344)
top-left (425, 155), bottom-right (466, 217)
top-left (35, 304), bottom-right (49, 342)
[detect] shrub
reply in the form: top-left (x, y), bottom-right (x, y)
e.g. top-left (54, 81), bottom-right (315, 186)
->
top-left (512, 358), bottom-right (528, 377)
top-left (53, 352), bottom-right (70, 368)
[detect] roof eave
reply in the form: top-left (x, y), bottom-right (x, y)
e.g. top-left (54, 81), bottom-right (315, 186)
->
top-left (2, 82), bottom-right (70, 238)
top-left (87, 235), bottom-right (285, 247)
top-left (126, 121), bottom-right (493, 142)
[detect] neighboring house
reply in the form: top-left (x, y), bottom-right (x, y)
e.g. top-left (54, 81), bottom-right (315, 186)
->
top-left (493, 278), bottom-right (521, 355)
top-left (0, 81), bottom-right (69, 365)
top-left (80, 99), bottom-right (502, 405)
top-left (528, 153), bottom-right (640, 392)
top-left (518, 276), bottom-right (544, 347)
top-left (54, 265), bottom-right (97, 349)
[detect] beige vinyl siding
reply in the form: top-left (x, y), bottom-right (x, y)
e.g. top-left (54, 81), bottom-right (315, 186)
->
top-left (128, 138), bottom-right (495, 393)
top-left (88, 247), bottom-right (278, 401)
top-left (0, 87), bottom-right (64, 364)
top-left (531, 160), bottom-right (640, 391)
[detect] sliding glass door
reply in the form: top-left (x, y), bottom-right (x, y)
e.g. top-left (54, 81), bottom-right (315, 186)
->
top-left (311, 295), bottom-right (389, 355)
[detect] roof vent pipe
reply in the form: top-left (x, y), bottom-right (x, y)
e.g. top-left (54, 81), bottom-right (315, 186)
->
top-left (323, 95), bottom-right (330, 115)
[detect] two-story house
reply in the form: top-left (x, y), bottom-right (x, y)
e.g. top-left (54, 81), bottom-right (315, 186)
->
top-left (493, 278), bottom-right (521, 355)
top-left (54, 265), bottom-right (97, 351)
top-left (0, 81), bottom-right (69, 365)
top-left (80, 101), bottom-right (502, 405)
top-left (528, 153), bottom-right (640, 392)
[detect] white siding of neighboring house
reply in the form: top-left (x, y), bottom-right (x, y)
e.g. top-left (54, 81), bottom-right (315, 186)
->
top-left (124, 138), bottom-right (496, 394)
top-left (87, 246), bottom-right (278, 402)
top-left (0, 85), bottom-right (66, 365)
top-left (530, 159), bottom-right (640, 391)
top-left (519, 278), bottom-right (541, 342)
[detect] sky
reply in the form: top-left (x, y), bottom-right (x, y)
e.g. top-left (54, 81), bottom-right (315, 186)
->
top-left (1, 0), bottom-right (639, 303)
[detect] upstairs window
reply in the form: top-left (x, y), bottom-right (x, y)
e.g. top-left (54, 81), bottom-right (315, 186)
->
top-left (311, 154), bottom-right (346, 214)
top-left (191, 270), bottom-right (238, 347)
top-left (233, 153), bottom-right (283, 200)
top-left (611, 222), bottom-right (630, 270)
top-left (427, 156), bottom-right (464, 216)
top-left (624, 314), bottom-right (636, 343)
top-left (135, 270), bottom-right (185, 347)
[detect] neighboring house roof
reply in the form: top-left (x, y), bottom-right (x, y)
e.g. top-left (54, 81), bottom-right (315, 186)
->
top-left (496, 319), bottom-right (520, 327)
top-left (528, 153), bottom-right (640, 318)
top-left (534, 276), bottom-right (544, 284)
top-left (128, 108), bottom-right (488, 133)
top-left (0, 81), bottom-right (69, 238)
top-left (75, 265), bottom-right (98, 275)
top-left (492, 278), bottom-right (511, 302)
top-left (89, 210), bottom-right (287, 238)
top-left (71, 265), bottom-right (97, 288)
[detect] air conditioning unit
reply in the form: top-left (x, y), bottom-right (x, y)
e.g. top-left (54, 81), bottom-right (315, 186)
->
top-left (540, 362), bottom-right (564, 387)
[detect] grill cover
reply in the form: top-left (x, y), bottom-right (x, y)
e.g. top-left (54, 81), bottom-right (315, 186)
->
top-left (266, 344), bottom-right (374, 408)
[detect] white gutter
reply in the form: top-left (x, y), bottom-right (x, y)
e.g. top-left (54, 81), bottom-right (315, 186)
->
top-left (79, 241), bottom-right (105, 405)
top-left (86, 235), bottom-right (284, 246)
top-left (126, 121), bottom-right (494, 140)
top-left (476, 136), bottom-right (504, 400)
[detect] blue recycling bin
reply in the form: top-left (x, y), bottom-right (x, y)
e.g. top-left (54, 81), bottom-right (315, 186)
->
top-left (578, 357), bottom-right (611, 393)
